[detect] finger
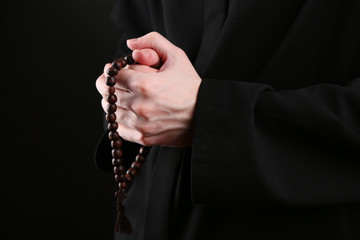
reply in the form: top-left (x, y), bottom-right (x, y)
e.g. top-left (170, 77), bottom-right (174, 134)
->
top-left (101, 98), bottom-right (124, 113)
top-left (95, 74), bottom-right (107, 97)
top-left (101, 89), bottom-right (134, 112)
top-left (101, 98), bottom-right (139, 128)
top-left (103, 62), bottom-right (140, 92)
top-left (101, 98), bottom-right (128, 113)
top-left (117, 122), bottom-right (162, 146)
top-left (101, 98), bottom-right (108, 112)
top-left (127, 64), bottom-right (159, 73)
top-left (116, 122), bottom-right (143, 144)
top-left (115, 67), bottom-right (139, 92)
top-left (119, 89), bottom-right (139, 111)
top-left (127, 32), bottom-right (175, 59)
top-left (132, 49), bottom-right (161, 68)
top-left (103, 63), bottom-right (112, 75)
top-left (115, 107), bottom-right (139, 127)
top-left (103, 61), bottom-right (154, 95)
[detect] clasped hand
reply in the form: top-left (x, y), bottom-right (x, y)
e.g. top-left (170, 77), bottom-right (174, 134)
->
top-left (96, 32), bottom-right (202, 147)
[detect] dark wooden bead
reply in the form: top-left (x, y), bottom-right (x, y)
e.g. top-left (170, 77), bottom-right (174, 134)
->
top-left (112, 158), bottom-right (122, 167)
top-left (114, 176), bottom-right (122, 183)
top-left (125, 54), bottom-right (135, 65)
top-left (119, 58), bottom-right (127, 67)
top-left (139, 146), bottom-right (150, 155)
top-left (108, 86), bottom-right (115, 94)
top-left (111, 139), bottom-right (122, 148)
top-left (106, 76), bottom-right (116, 86)
top-left (113, 59), bottom-right (125, 69)
top-left (108, 130), bottom-right (120, 140)
top-left (106, 113), bottom-right (116, 123)
top-left (107, 103), bottom-right (117, 113)
top-left (135, 154), bottom-right (146, 164)
top-left (106, 66), bottom-right (118, 76)
top-left (112, 59), bottom-right (122, 70)
top-left (125, 173), bottom-right (133, 182)
top-left (112, 148), bottom-right (123, 158)
top-left (115, 174), bottom-right (126, 183)
top-left (107, 94), bottom-right (117, 104)
top-left (131, 161), bottom-right (142, 170)
top-left (114, 166), bottom-right (125, 175)
top-left (108, 122), bottom-right (118, 131)
top-left (119, 181), bottom-right (127, 190)
top-left (126, 167), bottom-right (137, 177)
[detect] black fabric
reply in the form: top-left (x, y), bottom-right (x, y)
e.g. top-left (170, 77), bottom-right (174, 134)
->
top-left (95, 0), bottom-right (360, 239)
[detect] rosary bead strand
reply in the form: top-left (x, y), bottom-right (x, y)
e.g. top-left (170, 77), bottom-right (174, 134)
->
top-left (105, 54), bottom-right (150, 234)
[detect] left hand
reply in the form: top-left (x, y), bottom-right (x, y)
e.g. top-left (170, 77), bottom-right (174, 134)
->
top-left (96, 32), bottom-right (202, 147)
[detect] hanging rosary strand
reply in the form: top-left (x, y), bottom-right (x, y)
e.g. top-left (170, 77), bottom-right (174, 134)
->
top-left (105, 54), bottom-right (151, 234)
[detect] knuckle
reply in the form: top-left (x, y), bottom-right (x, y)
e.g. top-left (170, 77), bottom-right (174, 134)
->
top-left (103, 63), bottom-right (112, 74)
top-left (137, 123), bottom-right (153, 136)
top-left (134, 78), bottom-right (151, 96)
top-left (132, 104), bottom-right (150, 119)
top-left (174, 46), bottom-right (186, 57)
top-left (96, 75), bottom-right (110, 97)
top-left (134, 132), bottom-right (146, 145)
top-left (96, 74), bottom-right (105, 86)
top-left (95, 77), bottom-right (102, 91)
top-left (148, 31), bottom-right (160, 39)
top-left (138, 135), bottom-right (152, 146)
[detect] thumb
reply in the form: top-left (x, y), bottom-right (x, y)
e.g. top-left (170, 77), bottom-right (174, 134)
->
top-left (127, 32), bottom-right (174, 60)
top-left (132, 49), bottom-right (162, 69)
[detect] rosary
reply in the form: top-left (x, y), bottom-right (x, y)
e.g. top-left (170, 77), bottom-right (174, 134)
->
top-left (105, 54), bottom-right (151, 234)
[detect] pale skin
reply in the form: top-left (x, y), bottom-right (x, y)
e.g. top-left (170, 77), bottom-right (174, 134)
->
top-left (95, 32), bottom-right (202, 147)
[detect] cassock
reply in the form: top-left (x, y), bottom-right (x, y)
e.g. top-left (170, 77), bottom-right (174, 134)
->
top-left (95, 0), bottom-right (360, 239)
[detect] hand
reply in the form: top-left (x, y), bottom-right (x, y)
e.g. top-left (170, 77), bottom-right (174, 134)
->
top-left (96, 32), bottom-right (202, 147)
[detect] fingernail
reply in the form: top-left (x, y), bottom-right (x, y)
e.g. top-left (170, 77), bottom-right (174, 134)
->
top-left (127, 38), bottom-right (138, 44)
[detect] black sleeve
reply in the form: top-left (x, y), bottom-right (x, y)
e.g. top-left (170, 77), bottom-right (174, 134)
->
top-left (191, 76), bottom-right (360, 208)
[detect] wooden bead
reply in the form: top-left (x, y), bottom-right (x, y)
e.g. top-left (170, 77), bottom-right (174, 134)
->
top-left (131, 161), bottom-right (142, 170)
top-left (108, 122), bottom-right (118, 131)
top-left (115, 174), bottom-right (126, 183)
top-left (112, 158), bottom-right (122, 167)
top-left (107, 94), bottom-right (117, 104)
top-left (114, 166), bottom-right (125, 175)
top-left (111, 139), bottom-right (122, 148)
top-left (112, 60), bottom-right (121, 70)
top-left (119, 181), bottom-right (127, 190)
top-left (126, 167), bottom-right (137, 177)
top-left (106, 113), bottom-right (116, 123)
top-left (106, 76), bottom-right (116, 86)
top-left (107, 103), bottom-right (117, 113)
top-left (112, 149), bottom-right (123, 158)
top-left (112, 59), bottom-right (125, 69)
top-left (135, 154), bottom-right (146, 163)
top-left (114, 176), bottom-right (121, 184)
top-left (125, 173), bottom-right (133, 182)
top-left (108, 86), bottom-right (115, 94)
top-left (107, 66), bottom-right (118, 76)
top-left (139, 146), bottom-right (150, 155)
top-left (108, 131), bottom-right (120, 141)
top-left (126, 54), bottom-right (135, 65)
top-left (119, 58), bottom-right (127, 67)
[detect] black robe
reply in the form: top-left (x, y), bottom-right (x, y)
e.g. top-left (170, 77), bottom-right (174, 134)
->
top-left (95, 0), bottom-right (360, 239)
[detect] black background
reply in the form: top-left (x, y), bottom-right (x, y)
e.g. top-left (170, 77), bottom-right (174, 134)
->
top-left (3, 1), bottom-right (121, 239)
